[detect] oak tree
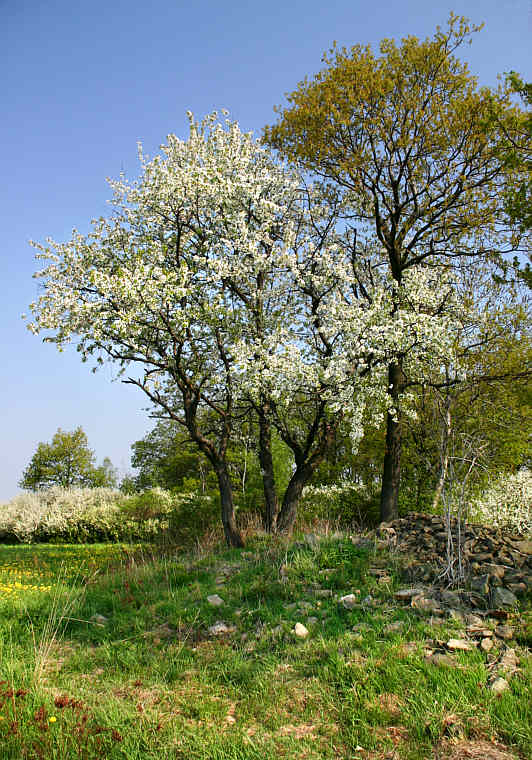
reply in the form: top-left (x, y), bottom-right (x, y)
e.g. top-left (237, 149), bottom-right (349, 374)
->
top-left (263, 13), bottom-right (529, 520)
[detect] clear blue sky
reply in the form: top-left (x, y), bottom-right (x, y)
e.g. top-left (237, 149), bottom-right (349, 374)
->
top-left (1, 0), bottom-right (530, 500)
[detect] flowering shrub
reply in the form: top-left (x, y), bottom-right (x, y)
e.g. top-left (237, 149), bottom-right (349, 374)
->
top-left (0, 488), bottom-right (123, 543)
top-left (470, 470), bottom-right (532, 535)
top-left (0, 487), bottom-right (219, 544)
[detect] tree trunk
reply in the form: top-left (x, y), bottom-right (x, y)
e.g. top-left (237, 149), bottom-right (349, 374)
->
top-left (215, 463), bottom-right (244, 548)
top-left (276, 462), bottom-right (314, 534)
top-left (380, 362), bottom-right (403, 522)
top-left (432, 397), bottom-right (452, 512)
top-left (258, 407), bottom-right (279, 532)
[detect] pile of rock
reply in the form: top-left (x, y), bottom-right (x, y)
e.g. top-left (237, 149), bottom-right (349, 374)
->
top-left (374, 512), bottom-right (531, 607)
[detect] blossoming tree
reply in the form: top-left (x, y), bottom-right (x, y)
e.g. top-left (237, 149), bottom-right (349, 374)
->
top-left (28, 111), bottom-right (462, 541)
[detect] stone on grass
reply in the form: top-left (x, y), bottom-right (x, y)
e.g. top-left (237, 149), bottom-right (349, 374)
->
top-left (446, 638), bottom-right (474, 651)
top-left (304, 533), bottom-right (319, 549)
top-left (490, 677), bottom-right (510, 695)
top-left (480, 638), bottom-right (494, 653)
top-left (90, 614), bottom-right (109, 626)
top-left (465, 613), bottom-right (484, 626)
top-left (339, 594), bottom-right (359, 609)
top-left (208, 621), bottom-right (235, 636)
top-left (352, 623), bottom-right (371, 633)
top-left (426, 653), bottom-right (458, 668)
top-left (497, 648), bottom-right (519, 675)
top-left (400, 642), bottom-right (419, 656)
top-left (411, 595), bottom-right (442, 613)
top-left (207, 594), bottom-right (224, 607)
top-left (306, 616), bottom-right (318, 625)
top-left (294, 622), bottom-right (309, 639)
top-left (394, 588), bottom-right (425, 601)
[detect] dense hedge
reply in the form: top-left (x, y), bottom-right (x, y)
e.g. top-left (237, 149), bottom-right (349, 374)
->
top-left (0, 487), bottom-right (218, 544)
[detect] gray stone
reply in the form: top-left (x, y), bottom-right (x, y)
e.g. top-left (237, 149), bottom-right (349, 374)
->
top-left (394, 588), bottom-right (425, 601)
top-left (465, 613), bottom-right (484, 626)
top-left (481, 564), bottom-right (506, 580)
top-left (448, 609), bottom-right (465, 622)
top-left (466, 625), bottom-right (493, 638)
top-left (352, 623), bottom-right (371, 633)
top-left (490, 587), bottom-right (518, 609)
top-left (470, 574), bottom-right (490, 595)
top-left (507, 582), bottom-right (526, 595)
top-left (497, 648), bottom-right (519, 675)
top-left (207, 594), bottom-right (224, 607)
top-left (306, 616), bottom-right (319, 625)
top-left (339, 594), bottom-right (359, 609)
top-left (440, 590), bottom-right (463, 608)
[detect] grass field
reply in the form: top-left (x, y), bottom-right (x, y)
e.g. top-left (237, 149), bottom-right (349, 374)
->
top-left (0, 537), bottom-right (530, 759)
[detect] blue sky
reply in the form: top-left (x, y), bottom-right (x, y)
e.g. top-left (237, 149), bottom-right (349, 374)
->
top-left (1, 0), bottom-right (530, 500)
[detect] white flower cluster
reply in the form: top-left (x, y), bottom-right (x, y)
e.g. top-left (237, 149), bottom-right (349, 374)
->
top-left (0, 487), bottom-right (121, 542)
top-left (471, 470), bottom-right (532, 536)
top-left (27, 111), bottom-right (465, 448)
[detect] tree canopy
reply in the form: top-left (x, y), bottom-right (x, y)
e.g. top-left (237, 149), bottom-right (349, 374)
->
top-left (19, 427), bottom-right (117, 491)
top-left (263, 13), bottom-right (530, 520)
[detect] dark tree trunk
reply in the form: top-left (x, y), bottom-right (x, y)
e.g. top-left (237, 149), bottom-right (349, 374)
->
top-left (276, 462), bottom-right (314, 534)
top-left (380, 362), bottom-right (403, 522)
top-left (258, 407), bottom-right (279, 532)
top-left (215, 463), bottom-right (244, 548)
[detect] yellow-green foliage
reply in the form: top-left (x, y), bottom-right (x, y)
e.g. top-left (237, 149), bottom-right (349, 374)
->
top-left (263, 14), bottom-right (526, 259)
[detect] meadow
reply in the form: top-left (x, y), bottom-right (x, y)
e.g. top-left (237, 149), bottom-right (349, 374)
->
top-left (0, 536), bottom-right (530, 760)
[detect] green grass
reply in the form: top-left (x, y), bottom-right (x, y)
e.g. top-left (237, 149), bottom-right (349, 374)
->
top-left (0, 537), bottom-right (530, 759)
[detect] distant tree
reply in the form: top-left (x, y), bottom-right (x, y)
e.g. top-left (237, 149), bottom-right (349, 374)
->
top-left (502, 73), bottom-right (532, 236)
top-left (19, 427), bottom-right (116, 490)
